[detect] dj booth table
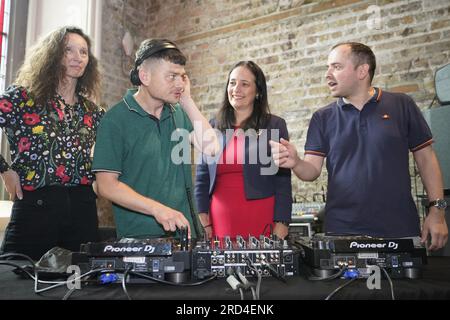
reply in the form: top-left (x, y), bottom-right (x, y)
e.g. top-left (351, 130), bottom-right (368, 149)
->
top-left (0, 257), bottom-right (449, 300)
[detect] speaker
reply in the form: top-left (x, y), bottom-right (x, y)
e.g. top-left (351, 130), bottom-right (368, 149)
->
top-left (422, 105), bottom-right (450, 190)
top-left (435, 63), bottom-right (450, 105)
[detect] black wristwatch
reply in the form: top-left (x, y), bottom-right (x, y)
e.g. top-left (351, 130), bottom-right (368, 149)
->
top-left (427, 199), bottom-right (448, 210)
top-left (0, 161), bottom-right (10, 174)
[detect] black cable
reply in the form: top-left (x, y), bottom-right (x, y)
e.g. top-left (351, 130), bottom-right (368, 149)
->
top-left (34, 268), bottom-right (114, 294)
top-left (0, 253), bottom-right (80, 288)
top-left (0, 261), bottom-right (36, 279)
top-left (244, 256), bottom-right (262, 300)
top-left (129, 270), bottom-right (217, 286)
top-left (324, 277), bottom-right (358, 300)
top-left (170, 112), bottom-right (204, 240)
top-left (0, 253), bottom-right (37, 280)
top-left (61, 271), bottom-right (100, 300)
top-left (234, 269), bottom-right (257, 300)
top-left (186, 187), bottom-right (204, 239)
top-left (0, 255), bottom-right (99, 294)
top-left (260, 258), bottom-right (286, 283)
top-left (2, 255), bottom-right (216, 297)
top-left (0, 261), bottom-right (110, 297)
top-left (306, 266), bottom-right (347, 281)
top-left (428, 95), bottom-right (436, 109)
top-left (278, 241), bottom-right (284, 281)
top-left (261, 223), bottom-right (271, 237)
top-left (0, 253), bottom-right (36, 266)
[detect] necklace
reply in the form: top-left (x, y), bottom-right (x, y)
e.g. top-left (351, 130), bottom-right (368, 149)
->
top-left (56, 93), bottom-right (78, 108)
top-left (54, 94), bottom-right (80, 131)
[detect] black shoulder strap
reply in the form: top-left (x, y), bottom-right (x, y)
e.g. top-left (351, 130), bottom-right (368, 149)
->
top-left (170, 108), bottom-right (204, 239)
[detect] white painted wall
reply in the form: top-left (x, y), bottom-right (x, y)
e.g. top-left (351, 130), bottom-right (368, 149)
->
top-left (26, 0), bottom-right (102, 58)
top-left (0, 200), bottom-right (12, 231)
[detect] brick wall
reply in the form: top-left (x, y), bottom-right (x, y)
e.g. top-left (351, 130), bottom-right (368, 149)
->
top-left (98, 0), bottom-right (450, 224)
top-left (99, 0), bottom-right (152, 108)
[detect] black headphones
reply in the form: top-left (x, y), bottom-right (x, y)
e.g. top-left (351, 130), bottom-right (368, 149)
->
top-left (129, 39), bottom-right (180, 86)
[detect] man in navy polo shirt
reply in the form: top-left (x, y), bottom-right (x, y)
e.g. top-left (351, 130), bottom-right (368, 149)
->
top-left (271, 42), bottom-right (448, 250)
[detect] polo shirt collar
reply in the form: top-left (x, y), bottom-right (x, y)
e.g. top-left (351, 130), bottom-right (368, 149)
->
top-left (123, 89), bottom-right (175, 120)
top-left (337, 87), bottom-right (382, 108)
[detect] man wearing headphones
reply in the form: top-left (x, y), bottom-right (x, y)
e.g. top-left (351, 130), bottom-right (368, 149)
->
top-left (92, 39), bottom-right (218, 240)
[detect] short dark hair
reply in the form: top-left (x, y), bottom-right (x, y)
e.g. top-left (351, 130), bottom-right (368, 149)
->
top-left (332, 42), bottom-right (376, 83)
top-left (130, 39), bottom-right (186, 86)
top-left (135, 39), bottom-right (186, 66)
top-left (216, 61), bottom-right (270, 132)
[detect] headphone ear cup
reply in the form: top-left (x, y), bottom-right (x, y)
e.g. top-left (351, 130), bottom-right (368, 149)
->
top-left (130, 68), bottom-right (141, 86)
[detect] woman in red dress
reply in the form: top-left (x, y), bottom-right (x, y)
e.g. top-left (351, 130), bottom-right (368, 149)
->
top-left (195, 61), bottom-right (292, 241)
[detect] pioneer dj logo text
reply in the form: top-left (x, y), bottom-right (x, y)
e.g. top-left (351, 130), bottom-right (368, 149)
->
top-left (349, 241), bottom-right (399, 250)
top-left (103, 245), bottom-right (156, 254)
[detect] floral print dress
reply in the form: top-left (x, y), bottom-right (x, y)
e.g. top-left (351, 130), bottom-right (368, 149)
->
top-left (0, 86), bottom-right (104, 191)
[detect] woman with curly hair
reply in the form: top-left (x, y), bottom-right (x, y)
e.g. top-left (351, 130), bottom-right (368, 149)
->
top-left (0, 26), bottom-right (104, 260)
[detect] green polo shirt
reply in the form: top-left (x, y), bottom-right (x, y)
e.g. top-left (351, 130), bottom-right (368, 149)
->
top-left (92, 89), bottom-right (197, 238)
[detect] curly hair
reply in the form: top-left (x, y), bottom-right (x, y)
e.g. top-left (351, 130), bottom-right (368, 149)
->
top-left (14, 26), bottom-right (101, 110)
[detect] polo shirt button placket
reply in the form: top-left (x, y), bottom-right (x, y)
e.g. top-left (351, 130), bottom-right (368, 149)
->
top-left (359, 109), bottom-right (368, 135)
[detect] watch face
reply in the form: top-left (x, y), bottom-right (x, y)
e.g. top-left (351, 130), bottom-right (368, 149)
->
top-left (436, 199), bottom-right (448, 210)
top-left (429, 199), bottom-right (448, 210)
